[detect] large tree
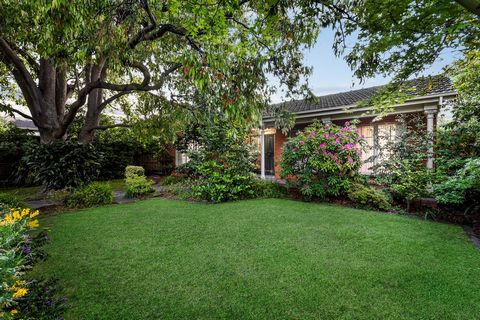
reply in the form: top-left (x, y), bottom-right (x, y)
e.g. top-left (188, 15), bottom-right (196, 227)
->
top-left (0, 0), bottom-right (319, 143)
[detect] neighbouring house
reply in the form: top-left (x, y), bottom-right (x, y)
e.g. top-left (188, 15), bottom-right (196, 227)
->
top-left (248, 76), bottom-right (457, 180)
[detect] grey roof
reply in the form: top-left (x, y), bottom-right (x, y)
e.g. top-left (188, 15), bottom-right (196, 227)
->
top-left (267, 75), bottom-right (454, 116)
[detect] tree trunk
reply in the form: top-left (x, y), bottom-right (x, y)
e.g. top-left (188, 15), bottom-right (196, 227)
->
top-left (78, 60), bottom-right (107, 143)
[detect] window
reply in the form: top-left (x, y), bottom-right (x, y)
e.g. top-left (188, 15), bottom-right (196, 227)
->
top-left (359, 122), bottom-right (397, 174)
top-left (175, 142), bottom-right (200, 167)
top-left (175, 150), bottom-right (189, 167)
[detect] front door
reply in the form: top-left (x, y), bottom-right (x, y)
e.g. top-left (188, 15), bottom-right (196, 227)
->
top-left (265, 134), bottom-right (275, 175)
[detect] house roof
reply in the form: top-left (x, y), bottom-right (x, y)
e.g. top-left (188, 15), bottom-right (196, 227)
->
top-left (266, 75), bottom-right (454, 116)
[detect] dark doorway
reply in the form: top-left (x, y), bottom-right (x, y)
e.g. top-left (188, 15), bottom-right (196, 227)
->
top-left (265, 134), bottom-right (275, 175)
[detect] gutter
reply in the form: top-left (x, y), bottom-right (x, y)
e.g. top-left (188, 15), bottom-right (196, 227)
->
top-left (263, 91), bottom-right (457, 123)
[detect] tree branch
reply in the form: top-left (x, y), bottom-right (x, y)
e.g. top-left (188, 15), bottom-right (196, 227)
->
top-left (0, 36), bottom-right (42, 115)
top-left (0, 102), bottom-right (34, 121)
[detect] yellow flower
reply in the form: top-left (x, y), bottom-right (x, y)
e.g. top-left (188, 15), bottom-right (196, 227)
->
top-left (29, 210), bottom-right (39, 219)
top-left (21, 208), bottom-right (30, 217)
top-left (10, 309), bottom-right (18, 315)
top-left (3, 214), bottom-right (14, 225)
top-left (12, 288), bottom-right (28, 298)
top-left (13, 211), bottom-right (21, 221)
top-left (27, 219), bottom-right (39, 229)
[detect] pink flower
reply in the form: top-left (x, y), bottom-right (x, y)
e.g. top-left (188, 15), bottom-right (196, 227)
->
top-left (324, 133), bottom-right (329, 139)
top-left (348, 157), bottom-right (353, 163)
top-left (319, 143), bottom-right (326, 148)
top-left (335, 138), bottom-right (340, 144)
top-left (304, 184), bottom-right (309, 189)
top-left (308, 131), bottom-right (317, 138)
top-left (355, 128), bottom-right (360, 134)
top-left (361, 134), bottom-right (365, 139)
top-left (345, 121), bottom-right (350, 126)
top-left (299, 140), bottom-right (304, 145)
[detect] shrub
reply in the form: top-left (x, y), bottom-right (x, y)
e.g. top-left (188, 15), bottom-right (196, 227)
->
top-left (66, 182), bottom-right (113, 208)
top-left (176, 118), bottom-right (258, 203)
top-left (163, 180), bottom-right (195, 200)
top-left (125, 175), bottom-right (154, 198)
top-left (390, 161), bottom-right (432, 211)
top-left (161, 174), bottom-right (185, 186)
top-left (254, 179), bottom-right (287, 198)
top-left (18, 141), bottom-right (102, 190)
top-left (435, 158), bottom-right (480, 210)
top-left (280, 120), bottom-right (365, 200)
top-left (0, 192), bottom-right (25, 209)
top-left (347, 183), bottom-right (391, 211)
top-left (191, 160), bottom-right (256, 203)
top-left (125, 165), bottom-right (145, 179)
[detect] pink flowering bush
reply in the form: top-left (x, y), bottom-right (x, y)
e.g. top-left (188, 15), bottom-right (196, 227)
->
top-left (280, 120), bottom-right (365, 200)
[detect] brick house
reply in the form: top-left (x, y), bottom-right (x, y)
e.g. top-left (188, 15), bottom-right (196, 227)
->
top-left (252, 76), bottom-right (456, 180)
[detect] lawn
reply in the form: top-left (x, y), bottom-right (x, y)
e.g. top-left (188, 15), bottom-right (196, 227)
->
top-left (35, 198), bottom-right (480, 319)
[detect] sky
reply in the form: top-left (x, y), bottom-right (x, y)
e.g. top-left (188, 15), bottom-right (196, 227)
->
top-left (270, 29), bottom-right (460, 103)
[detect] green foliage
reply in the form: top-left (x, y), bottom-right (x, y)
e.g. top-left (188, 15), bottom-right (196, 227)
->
top-left (14, 278), bottom-right (67, 320)
top-left (177, 118), bottom-right (257, 203)
top-left (162, 179), bottom-right (195, 200)
top-left (372, 114), bottom-right (432, 209)
top-left (316, 0), bottom-right (478, 111)
top-left (280, 121), bottom-right (364, 200)
top-left (446, 50), bottom-right (480, 122)
top-left (254, 179), bottom-right (288, 199)
top-left (347, 183), bottom-right (391, 211)
top-left (66, 182), bottom-right (113, 209)
top-left (191, 160), bottom-right (256, 203)
top-left (18, 141), bottom-right (102, 191)
top-left (125, 166), bottom-right (145, 179)
top-left (0, 0), bottom-right (321, 142)
top-left (94, 128), bottom-right (144, 180)
top-left (124, 175), bottom-right (154, 199)
top-left (0, 121), bottom-right (37, 185)
top-left (161, 175), bottom-right (185, 186)
top-left (0, 121), bottom-right (36, 163)
top-left (0, 192), bottom-right (25, 209)
top-left (435, 158), bottom-right (480, 207)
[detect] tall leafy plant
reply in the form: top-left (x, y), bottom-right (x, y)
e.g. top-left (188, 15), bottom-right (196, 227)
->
top-left (19, 141), bottom-right (102, 191)
top-left (176, 118), bottom-right (257, 203)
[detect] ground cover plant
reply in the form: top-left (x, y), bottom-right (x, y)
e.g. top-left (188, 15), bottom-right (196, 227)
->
top-left (66, 182), bottom-right (113, 209)
top-left (34, 198), bottom-right (480, 320)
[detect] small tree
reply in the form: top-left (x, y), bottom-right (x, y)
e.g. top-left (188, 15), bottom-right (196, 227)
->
top-left (280, 121), bottom-right (365, 200)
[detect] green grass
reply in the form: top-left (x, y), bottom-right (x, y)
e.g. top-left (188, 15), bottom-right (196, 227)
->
top-left (35, 199), bottom-right (480, 319)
